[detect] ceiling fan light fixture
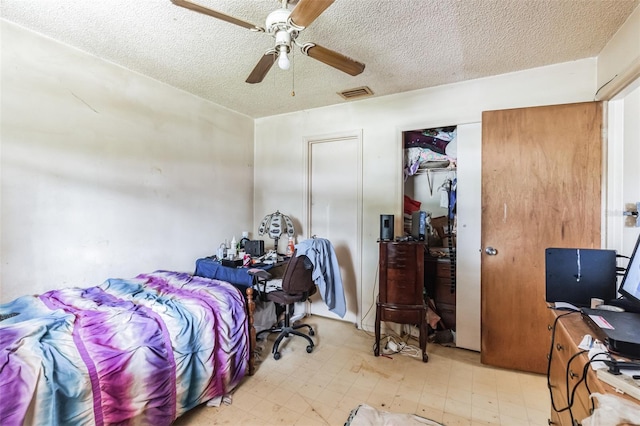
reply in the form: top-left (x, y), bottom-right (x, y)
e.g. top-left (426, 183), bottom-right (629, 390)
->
top-left (275, 30), bottom-right (292, 70)
top-left (172, 0), bottom-right (364, 84)
top-left (278, 45), bottom-right (291, 70)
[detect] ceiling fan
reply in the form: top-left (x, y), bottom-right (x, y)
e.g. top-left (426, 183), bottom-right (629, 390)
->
top-left (171, 0), bottom-right (365, 84)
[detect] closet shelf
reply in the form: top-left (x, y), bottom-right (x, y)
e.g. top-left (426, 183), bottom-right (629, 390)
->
top-left (412, 166), bottom-right (457, 176)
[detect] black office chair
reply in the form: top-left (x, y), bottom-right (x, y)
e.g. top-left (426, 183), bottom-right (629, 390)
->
top-left (250, 252), bottom-right (317, 360)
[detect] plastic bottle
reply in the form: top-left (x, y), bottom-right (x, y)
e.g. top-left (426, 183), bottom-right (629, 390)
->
top-left (229, 236), bottom-right (237, 258)
top-left (217, 243), bottom-right (226, 260)
top-left (286, 237), bottom-right (295, 257)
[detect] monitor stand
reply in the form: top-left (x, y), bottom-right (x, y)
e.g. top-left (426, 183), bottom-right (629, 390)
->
top-left (608, 297), bottom-right (640, 314)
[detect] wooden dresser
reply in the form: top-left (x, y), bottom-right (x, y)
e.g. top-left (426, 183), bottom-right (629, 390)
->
top-left (425, 255), bottom-right (456, 330)
top-left (546, 307), bottom-right (640, 425)
top-left (374, 241), bottom-right (428, 362)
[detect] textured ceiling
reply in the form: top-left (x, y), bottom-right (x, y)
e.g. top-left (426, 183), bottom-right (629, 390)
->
top-left (2, 0), bottom-right (638, 118)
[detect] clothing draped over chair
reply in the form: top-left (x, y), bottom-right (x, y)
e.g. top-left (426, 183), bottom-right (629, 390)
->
top-left (294, 238), bottom-right (346, 318)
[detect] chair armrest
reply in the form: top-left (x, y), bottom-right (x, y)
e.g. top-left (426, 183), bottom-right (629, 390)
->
top-left (247, 268), bottom-right (272, 302)
top-left (247, 269), bottom-right (272, 280)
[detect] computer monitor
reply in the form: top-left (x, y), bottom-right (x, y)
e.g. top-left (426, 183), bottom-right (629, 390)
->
top-left (618, 233), bottom-right (640, 308)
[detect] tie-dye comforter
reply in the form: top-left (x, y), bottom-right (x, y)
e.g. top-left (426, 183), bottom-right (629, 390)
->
top-left (0, 271), bottom-right (250, 426)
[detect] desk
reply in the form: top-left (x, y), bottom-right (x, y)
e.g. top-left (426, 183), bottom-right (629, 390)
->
top-left (195, 257), bottom-right (255, 288)
top-left (195, 257), bottom-right (287, 293)
top-left (546, 307), bottom-right (640, 425)
top-left (195, 257), bottom-right (282, 332)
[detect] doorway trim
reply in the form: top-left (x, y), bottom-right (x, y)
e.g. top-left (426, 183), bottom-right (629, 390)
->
top-left (303, 129), bottom-right (363, 327)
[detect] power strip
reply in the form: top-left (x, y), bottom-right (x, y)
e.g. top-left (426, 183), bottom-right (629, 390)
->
top-left (382, 339), bottom-right (406, 354)
top-left (596, 369), bottom-right (640, 400)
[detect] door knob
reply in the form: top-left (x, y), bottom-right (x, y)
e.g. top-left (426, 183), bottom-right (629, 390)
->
top-left (485, 247), bottom-right (498, 256)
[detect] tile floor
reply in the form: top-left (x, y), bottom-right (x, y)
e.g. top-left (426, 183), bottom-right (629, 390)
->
top-left (173, 316), bottom-right (550, 425)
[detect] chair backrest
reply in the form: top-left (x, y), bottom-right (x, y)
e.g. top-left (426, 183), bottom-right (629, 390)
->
top-left (281, 252), bottom-right (315, 296)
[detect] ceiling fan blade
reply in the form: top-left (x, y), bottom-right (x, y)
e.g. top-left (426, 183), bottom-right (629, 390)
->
top-left (171, 0), bottom-right (263, 31)
top-left (302, 43), bottom-right (365, 76)
top-left (246, 51), bottom-right (277, 84)
top-left (289, 0), bottom-right (334, 28)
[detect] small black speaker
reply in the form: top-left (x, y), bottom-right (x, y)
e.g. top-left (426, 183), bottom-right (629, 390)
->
top-left (380, 214), bottom-right (394, 241)
top-left (245, 240), bottom-right (265, 257)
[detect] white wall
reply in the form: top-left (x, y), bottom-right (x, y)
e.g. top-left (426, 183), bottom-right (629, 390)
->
top-left (0, 21), bottom-right (255, 302)
top-left (597, 5), bottom-right (640, 98)
top-left (254, 59), bottom-right (597, 348)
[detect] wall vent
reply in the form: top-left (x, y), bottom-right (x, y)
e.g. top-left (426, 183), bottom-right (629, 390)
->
top-left (338, 86), bottom-right (374, 100)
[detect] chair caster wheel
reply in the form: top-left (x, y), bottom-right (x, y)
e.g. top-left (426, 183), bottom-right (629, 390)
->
top-left (306, 345), bottom-right (314, 353)
top-left (309, 329), bottom-right (315, 336)
top-left (273, 352), bottom-right (281, 360)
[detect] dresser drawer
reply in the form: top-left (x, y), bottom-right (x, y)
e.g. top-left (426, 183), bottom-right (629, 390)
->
top-left (434, 279), bottom-right (455, 305)
top-left (435, 261), bottom-right (451, 278)
top-left (436, 302), bottom-right (456, 330)
top-left (380, 306), bottom-right (424, 324)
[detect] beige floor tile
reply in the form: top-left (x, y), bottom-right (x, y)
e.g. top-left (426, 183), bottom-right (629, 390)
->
top-left (172, 316), bottom-right (551, 426)
top-left (497, 399), bottom-right (529, 421)
top-left (263, 386), bottom-right (295, 406)
top-left (445, 397), bottom-right (473, 418)
top-left (270, 405), bottom-right (303, 424)
top-left (390, 395), bottom-right (419, 414)
top-left (471, 392), bottom-right (500, 413)
top-left (346, 384), bottom-right (373, 402)
top-left (302, 400), bottom-right (335, 424)
top-left (423, 381), bottom-right (449, 398)
top-left (472, 380), bottom-right (498, 396)
top-left (285, 392), bottom-right (313, 414)
top-left (442, 411), bottom-right (473, 425)
top-left (419, 391), bottom-right (447, 411)
top-left (415, 404), bottom-right (444, 423)
top-left (365, 390), bottom-right (394, 411)
top-left (497, 390), bottom-right (526, 406)
top-left (314, 388), bottom-right (344, 407)
top-left (448, 387), bottom-right (473, 405)
top-left (471, 405), bottom-right (501, 424)
top-left (499, 413), bottom-right (531, 426)
top-left (526, 406), bottom-right (550, 425)
top-left (293, 415), bottom-right (326, 426)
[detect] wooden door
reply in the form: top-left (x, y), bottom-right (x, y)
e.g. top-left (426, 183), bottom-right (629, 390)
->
top-left (307, 132), bottom-right (361, 325)
top-left (481, 102), bottom-right (602, 373)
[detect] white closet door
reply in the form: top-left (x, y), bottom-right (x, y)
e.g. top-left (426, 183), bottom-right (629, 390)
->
top-left (607, 83), bottom-right (640, 266)
top-left (306, 132), bottom-right (362, 325)
top-left (455, 122), bottom-right (482, 351)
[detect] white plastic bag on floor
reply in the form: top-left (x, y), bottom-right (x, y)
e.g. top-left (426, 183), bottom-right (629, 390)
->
top-left (582, 393), bottom-right (640, 426)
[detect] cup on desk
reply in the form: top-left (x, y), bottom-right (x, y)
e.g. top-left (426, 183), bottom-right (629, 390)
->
top-left (591, 298), bottom-right (604, 309)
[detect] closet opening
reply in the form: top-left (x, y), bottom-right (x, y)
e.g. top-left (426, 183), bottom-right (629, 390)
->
top-left (402, 125), bottom-right (457, 341)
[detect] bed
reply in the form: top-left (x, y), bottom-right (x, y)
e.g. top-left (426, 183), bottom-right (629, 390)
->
top-left (0, 270), bottom-right (257, 426)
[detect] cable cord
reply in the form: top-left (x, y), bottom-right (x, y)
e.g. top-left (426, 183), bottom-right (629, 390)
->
top-left (565, 351), bottom-right (610, 424)
top-left (546, 309), bottom-right (581, 413)
top-left (382, 334), bottom-right (423, 358)
top-left (563, 348), bottom-right (589, 421)
top-left (547, 308), bottom-right (611, 425)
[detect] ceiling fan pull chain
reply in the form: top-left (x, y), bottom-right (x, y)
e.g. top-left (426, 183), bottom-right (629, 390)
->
top-left (291, 49), bottom-right (296, 97)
